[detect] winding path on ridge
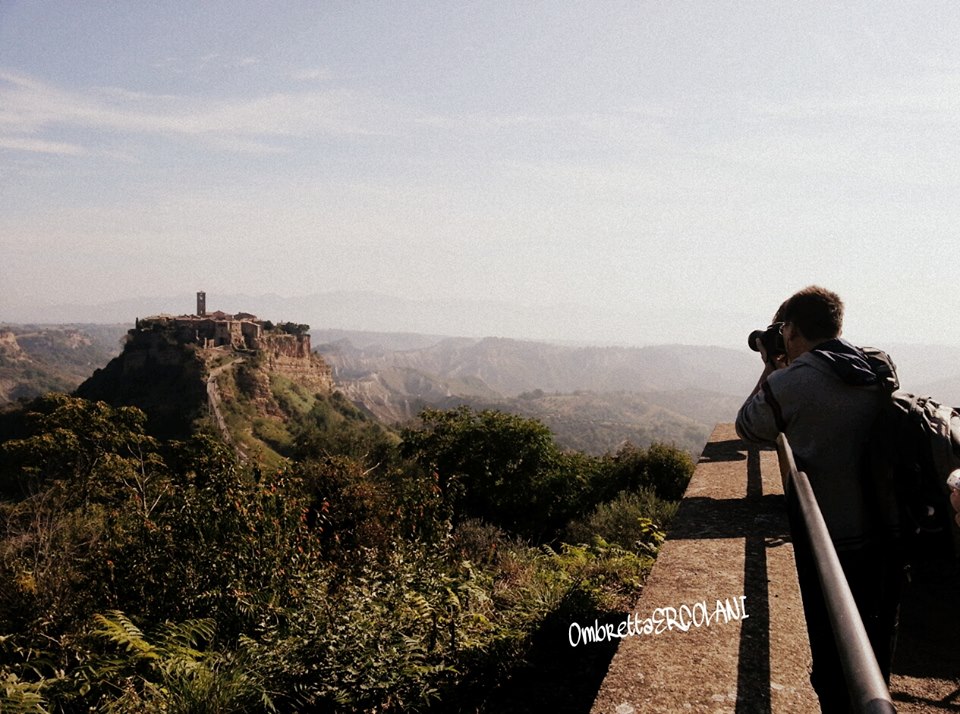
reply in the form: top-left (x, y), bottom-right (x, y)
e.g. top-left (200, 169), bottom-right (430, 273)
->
top-left (205, 355), bottom-right (246, 459)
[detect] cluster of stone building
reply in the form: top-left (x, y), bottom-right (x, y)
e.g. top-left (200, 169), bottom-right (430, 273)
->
top-left (133, 292), bottom-right (311, 356)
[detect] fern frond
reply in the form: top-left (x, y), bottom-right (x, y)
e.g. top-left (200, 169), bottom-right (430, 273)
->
top-left (153, 617), bottom-right (217, 657)
top-left (404, 592), bottom-right (433, 620)
top-left (0, 671), bottom-right (49, 714)
top-left (93, 611), bottom-right (159, 660)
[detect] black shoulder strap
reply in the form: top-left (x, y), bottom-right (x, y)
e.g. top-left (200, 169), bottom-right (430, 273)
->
top-left (761, 380), bottom-right (787, 433)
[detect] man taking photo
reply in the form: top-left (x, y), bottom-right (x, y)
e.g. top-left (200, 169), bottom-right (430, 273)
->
top-left (736, 285), bottom-right (902, 713)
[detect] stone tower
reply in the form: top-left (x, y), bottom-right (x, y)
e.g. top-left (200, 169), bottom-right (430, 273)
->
top-left (197, 291), bottom-right (206, 317)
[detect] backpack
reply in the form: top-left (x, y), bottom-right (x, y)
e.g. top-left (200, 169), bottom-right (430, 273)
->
top-left (862, 347), bottom-right (960, 558)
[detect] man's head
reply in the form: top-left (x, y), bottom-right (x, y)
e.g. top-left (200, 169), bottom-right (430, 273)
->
top-left (774, 286), bottom-right (844, 362)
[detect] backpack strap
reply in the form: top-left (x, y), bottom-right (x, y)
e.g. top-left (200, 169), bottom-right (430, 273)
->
top-left (761, 380), bottom-right (787, 433)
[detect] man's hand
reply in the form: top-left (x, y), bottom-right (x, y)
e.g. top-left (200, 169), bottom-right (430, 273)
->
top-left (755, 337), bottom-right (786, 371)
top-left (746, 337), bottom-right (782, 398)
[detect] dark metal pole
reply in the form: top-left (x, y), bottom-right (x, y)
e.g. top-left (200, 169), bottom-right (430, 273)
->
top-left (776, 434), bottom-right (896, 714)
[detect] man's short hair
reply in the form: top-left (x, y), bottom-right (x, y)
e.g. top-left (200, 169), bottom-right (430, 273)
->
top-left (774, 286), bottom-right (844, 341)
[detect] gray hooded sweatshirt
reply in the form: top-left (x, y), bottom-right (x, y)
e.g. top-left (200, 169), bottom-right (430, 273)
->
top-left (736, 338), bottom-right (886, 551)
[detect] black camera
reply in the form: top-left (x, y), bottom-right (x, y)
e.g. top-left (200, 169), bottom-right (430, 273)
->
top-left (748, 323), bottom-right (785, 360)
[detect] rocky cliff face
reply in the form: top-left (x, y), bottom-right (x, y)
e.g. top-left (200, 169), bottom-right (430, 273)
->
top-left (76, 329), bottom-right (208, 438)
top-left (0, 330), bottom-right (31, 403)
top-left (259, 333), bottom-right (333, 394)
top-left (75, 322), bottom-right (334, 448)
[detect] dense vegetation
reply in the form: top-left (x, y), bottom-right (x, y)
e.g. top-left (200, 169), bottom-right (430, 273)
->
top-left (0, 393), bottom-right (693, 713)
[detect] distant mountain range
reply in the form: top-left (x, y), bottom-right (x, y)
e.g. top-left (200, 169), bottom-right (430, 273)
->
top-left (4, 289), bottom-right (753, 348)
top-left (312, 330), bottom-right (759, 455)
top-left (311, 329), bottom-right (960, 454)
top-left (314, 330), bottom-right (759, 397)
top-left (4, 314), bottom-right (960, 457)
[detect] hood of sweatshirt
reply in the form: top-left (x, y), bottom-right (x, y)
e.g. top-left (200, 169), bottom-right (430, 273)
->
top-left (808, 338), bottom-right (879, 387)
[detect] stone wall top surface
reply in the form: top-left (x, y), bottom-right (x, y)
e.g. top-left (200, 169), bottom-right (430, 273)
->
top-left (590, 423), bottom-right (817, 713)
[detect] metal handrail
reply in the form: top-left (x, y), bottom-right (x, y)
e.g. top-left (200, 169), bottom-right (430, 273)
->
top-left (775, 433), bottom-right (896, 714)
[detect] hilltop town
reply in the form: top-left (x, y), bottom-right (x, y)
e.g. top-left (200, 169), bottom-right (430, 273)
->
top-left (134, 291), bottom-right (312, 356)
top-left (67, 292), bottom-right (334, 448)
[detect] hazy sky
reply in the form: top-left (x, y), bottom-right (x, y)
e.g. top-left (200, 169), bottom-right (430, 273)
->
top-left (3, 2), bottom-right (960, 346)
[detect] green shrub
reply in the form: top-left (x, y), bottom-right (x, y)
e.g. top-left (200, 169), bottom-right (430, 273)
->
top-left (401, 407), bottom-right (586, 540)
top-left (248, 547), bottom-right (465, 712)
top-left (292, 393), bottom-right (397, 467)
top-left (565, 487), bottom-right (677, 553)
top-left (599, 442), bottom-right (694, 502)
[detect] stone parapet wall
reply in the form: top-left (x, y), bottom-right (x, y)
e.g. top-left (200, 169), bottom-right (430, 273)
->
top-left (590, 424), bottom-right (817, 713)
